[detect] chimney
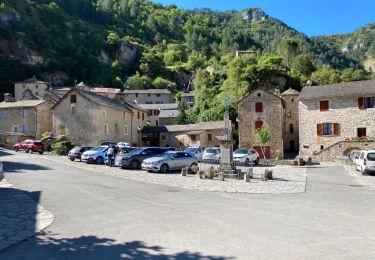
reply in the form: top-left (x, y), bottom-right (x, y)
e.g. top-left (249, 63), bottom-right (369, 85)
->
top-left (4, 93), bottom-right (14, 102)
top-left (274, 89), bottom-right (281, 96)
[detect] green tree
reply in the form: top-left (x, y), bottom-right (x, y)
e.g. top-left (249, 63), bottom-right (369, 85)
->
top-left (278, 37), bottom-right (299, 67)
top-left (175, 100), bottom-right (189, 124)
top-left (311, 65), bottom-right (341, 85)
top-left (126, 72), bottom-right (151, 90)
top-left (291, 54), bottom-right (315, 76)
top-left (152, 77), bottom-right (177, 92)
top-left (163, 43), bottom-right (187, 65)
top-left (255, 127), bottom-right (271, 163)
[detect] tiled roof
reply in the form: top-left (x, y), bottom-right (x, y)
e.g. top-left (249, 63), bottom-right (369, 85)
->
top-left (15, 76), bottom-right (48, 84)
top-left (123, 89), bottom-right (171, 94)
top-left (280, 88), bottom-right (300, 96)
top-left (158, 109), bottom-right (180, 118)
top-left (141, 121), bottom-right (226, 133)
top-left (0, 100), bottom-right (45, 108)
top-left (299, 80), bottom-right (375, 100)
top-left (90, 88), bottom-right (122, 94)
top-left (139, 103), bottom-right (179, 110)
top-left (181, 91), bottom-right (194, 97)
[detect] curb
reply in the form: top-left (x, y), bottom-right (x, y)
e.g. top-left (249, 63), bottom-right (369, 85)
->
top-left (0, 161), bottom-right (4, 181)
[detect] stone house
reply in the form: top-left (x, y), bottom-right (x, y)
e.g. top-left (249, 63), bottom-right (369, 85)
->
top-left (120, 89), bottom-right (172, 104)
top-left (139, 103), bottom-right (179, 126)
top-left (158, 109), bottom-right (179, 126)
top-left (14, 76), bottom-right (49, 101)
top-left (141, 121), bottom-right (226, 148)
top-left (299, 80), bottom-right (375, 156)
top-left (180, 91), bottom-right (195, 108)
top-left (51, 88), bottom-right (146, 147)
top-left (0, 94), bottom-right (54, 145)
top-left (238, 89), bottom-right (284, 159)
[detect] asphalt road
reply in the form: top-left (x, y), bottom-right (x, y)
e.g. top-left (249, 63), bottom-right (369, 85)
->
top-left (1, 149), bottom-right (375, 259)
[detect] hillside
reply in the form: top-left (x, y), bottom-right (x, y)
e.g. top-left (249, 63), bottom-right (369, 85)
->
top-left (0, 0), bottom-right (373, 99)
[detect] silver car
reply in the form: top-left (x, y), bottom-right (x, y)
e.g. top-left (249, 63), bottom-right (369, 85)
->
top-left (202, 147), bottom-right (221, 162)
top-left (142, 151), bottom-right (198, 173)
top-left (184, 146), bottom-right (206, 161)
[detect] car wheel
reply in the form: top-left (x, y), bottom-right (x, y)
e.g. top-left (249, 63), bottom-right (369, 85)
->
top-left (14, 147), bottom-right (19, 152)
top-left (254, 158), bottom-right (259, 165)
top-left (69, 157), bottom-right (75, 161)
top-left (39, 151), bottom-right (44, 155)
top-left (27, 148), bottom-right (33, 154)
top-left (160, 163), bottom-right (169, 173)
top-left (95, 156), bottom-right (104, 165)
top-left (130, 160), bottom-right (140, 170)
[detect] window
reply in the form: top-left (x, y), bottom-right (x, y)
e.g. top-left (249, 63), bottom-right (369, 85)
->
top-left (13, 125), bottom-right (19, 132)
top-left (357, 128), bottom-right (367, 138)
top-left (161, 135), bottom-right (166, 140)
top-left (208, 133), bottom-right (213, 141)
top-left (291, 98), bottom-right (294, 102)
top-left (358, 97), bottom-right (375, 109)
top-left (147, 110), bottom-right (152, 116)
top-left (35, 91), bottom-right (39, 96)
top-left (255, 102), bottom-right (263, 113)
top-left (148, 94), bottom-right (151, 97)
top-left (137, 112), bottom-right (140, 119)
top-left (289, 124), bottom-right (294, 134)
top-left (104, 124), bottom-right (109, 134)
top-left (255, 120), bottom-right (263, 129)
top-left (70, 95), bottom-right (77, 104)
top-left (115, 124), bottom-right (119, 133)
top-left (35, 85), bottom-right (38, 89)
top-left (257, 93), bottom-right (261, 97)
top-left (146, 101), bottom-right (153, 104)
top-left (320, 100), bottom-right (329, 112)
top-left (156, 94), bottom-right (161, 97)
top-left (142, 113), bottom-right (145, 121)
top-left (21, 124), bottom-right (28, 133)
top-left (0, 110), bottom-right (5, 119)
top-left (124, 125), bottom-right (129, 135)
top-left (59, 126), bottom-right (66, 135)
top-left (156, 120), bottom-right (159, 126)
top-left (21, 108), bottom-right (28, 118)
top-left (191, 135), bottom-right (197, 142)
top-left (135, 93), bottom-right (138, 97)
top-left (103, 111), bottom-right (106, 118)
top-left (317, 123), bottom-right (340, 136)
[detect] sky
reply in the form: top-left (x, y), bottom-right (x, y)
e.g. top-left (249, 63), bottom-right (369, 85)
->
top-left (153, 0), bottom-right (375, 36)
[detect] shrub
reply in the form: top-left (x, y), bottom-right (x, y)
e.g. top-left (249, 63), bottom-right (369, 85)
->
top-left (51, 141), bottom-right (73, 155)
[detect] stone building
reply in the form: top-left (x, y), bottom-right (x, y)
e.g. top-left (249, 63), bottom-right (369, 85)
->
top-left (280, 88), bottom-right (300, 153)
top-left (299, 80), bottom-right (375, 156)
top-left (158, 110), bottom-right (179, 126)
top-left (139, 103), bottom-right (179, 126)
top-left (141, 121), bottom-right (226, 148)
top-left (180, 91), bottom-right (195, 108)
top-left (0, 94), bottom-right (54, 145)
top-left (238, 89), bottom-right (285, 159)
top-left (14, 76), bottom-right (49, 101)
top-left (51, 88), bottom-right (146, 147)
top-left (121, 89), bottom-right (172, 104)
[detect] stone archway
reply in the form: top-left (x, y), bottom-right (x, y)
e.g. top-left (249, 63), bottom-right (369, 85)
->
top-left (343, 147), bottom-right (361, 157)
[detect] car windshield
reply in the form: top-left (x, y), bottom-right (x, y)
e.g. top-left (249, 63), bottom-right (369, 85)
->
top-left (367, 153), bottom-right (375, 161)
top-left (234, 149), bottom-right (248, 155)
top-left (71, 147), bottom-right (81, 151)
top-left (185, 147), bottom-right (198, 153)
top-left (205, 149), bottom-right (218, 154)
top-left (158, 152), bottom-right (175, 159)
top-left (34, 142), bottom-right (42, 146)
top-left (91, 146), bottom-right (106, 152)
top-left (129, 148), bottom-right (145, 154)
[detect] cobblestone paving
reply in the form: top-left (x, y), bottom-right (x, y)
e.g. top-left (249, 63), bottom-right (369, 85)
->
top-left (0, 178), bottom-right (54, 251)
top-left (41, 155), bottom-right (307, 194)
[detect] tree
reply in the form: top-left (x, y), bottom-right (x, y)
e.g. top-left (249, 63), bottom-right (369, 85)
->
top-left (175, 100), bottom-right (189, 124)
top-left (255, 127), bottom-right (271, 163)
top-left (126, 72), bottom-right (151, 90)
top-left (291, 54), bottom-right (315, 76)
top-left (152, 77), bottom-right (177, 92)
top-left (163, 44), bottom-right (187, 65)
top-left (311, 65), bottom-right (341, 85)
top-left (278, 37), bottom-right (299, 67)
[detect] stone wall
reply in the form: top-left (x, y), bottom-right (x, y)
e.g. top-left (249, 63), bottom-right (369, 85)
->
top-left (314, 141), bottom-right (375, 162)
top-left (36, 99), bottom-right (54, 138)
top-left (238, 89), bottom-right (284, 159)
top-left (299, 96), bottom-right (375, 156)
top-left (281, 94), bottom-right (299, 152)
top-left (15, 82), bottom-right (49, 101)
top-left (0, 107), bottom-right (37, 137)
top-left (119, 93), bottom-right (172, 104)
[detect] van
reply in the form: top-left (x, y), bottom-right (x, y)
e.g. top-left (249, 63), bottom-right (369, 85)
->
top-left (355, 150), bottom-right (375, 174)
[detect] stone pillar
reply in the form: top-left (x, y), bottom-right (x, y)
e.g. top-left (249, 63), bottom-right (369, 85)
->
top-left (219, 139), bottom-right (236, 176)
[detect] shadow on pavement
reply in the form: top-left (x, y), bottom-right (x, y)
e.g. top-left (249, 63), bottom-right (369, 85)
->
top-left (3, 161), bottom-right (51, 172)
top-left (0, 148), bottom-right (13, 157)
top-left (4, 232), bottom-right (233, 260)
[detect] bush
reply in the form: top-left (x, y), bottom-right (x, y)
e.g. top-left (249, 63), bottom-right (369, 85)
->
top-left (51, 141), bottom-right (73, 155)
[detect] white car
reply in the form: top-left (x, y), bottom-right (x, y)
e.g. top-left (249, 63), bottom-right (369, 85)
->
top-left (202, 148), bottom-right (221, 162)
top-left (184, 146), bottom-right (206, 161)
top-left (117, 142), bottom-right (131, 149)
top-left (355, 150), bottom-right (375, 174)
top-left (81, 146), bottom-right (109, 164)
top-left (142, 151), bottom-right (198, 173)
top-left (233, 148), bottom-right (260, 165)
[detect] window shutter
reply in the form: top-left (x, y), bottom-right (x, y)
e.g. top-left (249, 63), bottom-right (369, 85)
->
top-left (317, 124), bottom-right (323, 136)
top-left (255, 102), bottom-right (263, 113)
top-left (255, 121), bottom-right (263, 129)
top-left (333, 123), bottom-right (340, 136)
top-left (358, 97), bottom-right (364, 109)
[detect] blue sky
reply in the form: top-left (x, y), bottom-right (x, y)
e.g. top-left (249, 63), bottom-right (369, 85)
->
top-left (153, 0), bottom-right (375, 36)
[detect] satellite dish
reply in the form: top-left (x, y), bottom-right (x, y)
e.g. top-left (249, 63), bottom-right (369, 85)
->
top-left (306, 80), bottom-right (313, 87)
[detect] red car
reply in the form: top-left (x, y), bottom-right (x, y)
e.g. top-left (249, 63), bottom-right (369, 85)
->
top-left (14, 139), bottom-right (44, 154)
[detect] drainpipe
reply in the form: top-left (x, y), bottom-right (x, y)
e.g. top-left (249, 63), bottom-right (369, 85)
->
top-left (35, 107), bottom-right (38, 139)
top-left (130, 113), bottom-right (133, 145)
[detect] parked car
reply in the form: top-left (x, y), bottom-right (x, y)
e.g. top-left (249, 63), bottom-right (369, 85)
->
top-left (68, 146), bottom-right (93, 161)
top-left (202, 147), bottom-right (221, 162)
top-left (355, 150), bottom-right (375, 174)
top-left (184, 146), bottom-right (206, 161)
top-left (101, 141), bottom-right (117, 146)
top-left (142, 151), bottom-right (198, 173)
top-left (81, 146), bottom-right (109, 164)
top-left (13, 140), bottom-right (44, 154)
top-left (117, 142), bottom-right (131, 149)
top-left (119, 147), bottom-right (170, 169)
top-left (233, 148), bottom-right (260, 165)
